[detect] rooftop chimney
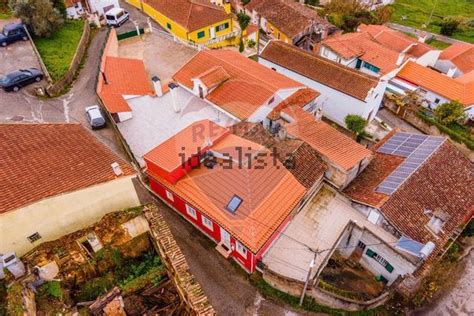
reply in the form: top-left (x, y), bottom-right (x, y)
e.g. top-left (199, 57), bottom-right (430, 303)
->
top-left (168, 82), bottom-right (180, 113)
top-left (111, 162), bottom-right (123, 176)
top-left (396, 53), bottom-right (405, 66)
top-left (314, 107), bottom-right (323, 121)
top-left (151, 76), bottom-right (163, 97)
top-left (446, 67), bottom-right (457, 78)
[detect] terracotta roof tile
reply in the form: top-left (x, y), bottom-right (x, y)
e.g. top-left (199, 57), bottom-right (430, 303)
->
top-left (98, 56), bottom-right (155, 113)
top-left (173, 49), bottom-right (303, 119)
top-left (145, 126), bottom-right (307, 252)
top-left (252, 0), bottom-right (331, 38)
top-left (143, 0), bottom-right (230, 32)
top-left (0, 124), bottom-right (136, 214)
top-left (260, 41), bottom-right (379, 101)
top-left (267, 88), bottom-right (320, 120)
top-left (196, 66), bottom-right (230, 89)
top-left (396, 61), bottom-right (474, 106)
top-left (439, 43), bottom-right (474, 74)
top-left (282, 106), bottom-right (372, 170)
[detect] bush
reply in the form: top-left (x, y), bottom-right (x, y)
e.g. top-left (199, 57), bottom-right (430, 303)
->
top-left (433, 101), bottom-right (465, 125)
top-left (9, 0), bottom-right (64, 37)
top-left (345, 114), bottom-right (367, 135)
top-left (304, 0), bottom-right (319, 5)
top-left (39, 281), bottom-right (63, 300)
top-left (247, 38), bottom-right (256, 48)
top-left (237, 12), bottom-right (250, 31)
top-left (241, 0), bottom-right (250, 5)
top-left (440, 18), bottom-right (460, 36)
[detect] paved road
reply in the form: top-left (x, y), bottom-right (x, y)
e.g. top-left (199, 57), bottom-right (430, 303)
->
top-left (386, 22), bottom-right (468, 45)
top-left (0, 27), bottom-right (125, 157)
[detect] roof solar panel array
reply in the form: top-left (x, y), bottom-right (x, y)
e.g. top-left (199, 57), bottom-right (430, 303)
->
top-left (375, 133), bottom-right (445, 195)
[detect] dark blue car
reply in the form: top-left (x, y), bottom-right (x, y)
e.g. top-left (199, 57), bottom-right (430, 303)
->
top-left (0, 68), bottom-right (43, 92)
top-left (0, 23), bottom-right (28, 47)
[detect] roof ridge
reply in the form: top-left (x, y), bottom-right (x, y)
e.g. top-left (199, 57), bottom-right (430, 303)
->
top-left (272, 41), bottom-right (378, 84)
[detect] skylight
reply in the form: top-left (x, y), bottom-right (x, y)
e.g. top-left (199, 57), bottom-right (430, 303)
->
top-left (226, 195), bottom-right (242, 214)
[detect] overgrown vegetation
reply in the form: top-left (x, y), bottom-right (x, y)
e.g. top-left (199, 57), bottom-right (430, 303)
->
top-left (321, 0), bottom-right (394, 32)
top-left (6, 283), bottom-right (24, 315)
top-left (8, 0), bottom-right (64, 37)
top-left (433, 101), bottom-right (465, 125)
top-left (34, 19), bottom-right (84, 81)
top-left (0, 2), bottom-right (12, 19)
top-left (389, 0), bottom-right (474, 43)
top-left (39, 281), bottom-right (63, 300)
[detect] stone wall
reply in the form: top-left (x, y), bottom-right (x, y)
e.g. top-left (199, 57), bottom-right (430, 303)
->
top-left (46, 21), bottom-right (90, 96)
top-left (144, 205), bottom-right (216, 315)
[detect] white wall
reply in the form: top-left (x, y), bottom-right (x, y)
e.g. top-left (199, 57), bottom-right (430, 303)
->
top-left (0, 176), bottom-right (140, 256)
top-left (88, 0), bottom-right (120, 16)
top-left (259, 58), bottom-right (386, 126)
top-left (319, 46), bottom-right (357, 68)
top-left (415, 50), bottom-right (442, 68)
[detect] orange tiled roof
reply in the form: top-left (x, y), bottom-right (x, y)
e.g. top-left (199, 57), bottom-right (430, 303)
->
top-left (143, 0), bottom-right (230, 32)
top-left (260, 41), bottom-right (379, 101)
top-left (145, 125), bottom-right (307, 253)
top-left (321, 31), bottom-right (402, 74)
top-left (439, 43), bottom-right (474, 74)
top-left (173, 49), bottom-right (304, 120)
top-left (196, 66), bottom-right (231, 89)
top-left (358, 24), bottom-right (433, 58)
top-left (267, 88), bottom-right (320, 120)
top-left (396, 61), bottom-right (474, 106)
top-left (144, 120), bottom-right (229, 172)
top-left (0, 124), bottom-right (136, 214)
top-left (282, 106), bottom-right (372, 170)
top-left (98, 56), bottom-right (155, 113)
top-left (252, 0), bottom-right (331, 38)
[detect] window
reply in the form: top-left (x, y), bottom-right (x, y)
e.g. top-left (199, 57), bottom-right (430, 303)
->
top-left (201, 215), bottom-right (213, 230)
top-left (236, 241), bottom-right (247, 257)
top-left (216, 22), bottom-right (229, 31)
top-left (268, 96), bottom-right (275, 104)
top-left (226, 195), bottom-right (242, 214)
top-left (166, 22), bottom-right (172, 30)
top-left (165, 190), bottom-right (174, 201)
top-left (185, 204), bottom-right (197, 219)
top-left (434, 98), bottom-right (441, 104)
top-left (362, 62), bottom-right (380, 73)
top-left (322, 47), bottom-right (329, 57)
top-left (357, 241), bottom-right (366, 250)
top-left (366, 249), bottom-right (394, 273)
top-left (27, 232), bottom-right (42, 243)
top-left (197, 30), bottom-right (205, 39)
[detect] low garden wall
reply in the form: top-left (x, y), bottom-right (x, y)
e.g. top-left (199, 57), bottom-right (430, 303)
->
top-left (45, 21), bottom-right (90, 96)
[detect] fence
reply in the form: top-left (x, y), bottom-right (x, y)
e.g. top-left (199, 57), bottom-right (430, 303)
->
top-left (46, 21), bottom-right (90, 96)
top-left (117, 28), bottom-right (145, 41)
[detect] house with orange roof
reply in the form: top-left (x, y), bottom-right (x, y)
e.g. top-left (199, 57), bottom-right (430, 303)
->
top-left (0, 124), bottom-right (140, 256)
top-left (126, 0), bottom-right (238, 47)
top-left (434, 43), bottom-right (474, 78)
top-left (317, 24), bottom-right (439, 78)
top-left (143, 119), bottom-right (309, 272)
top-left (259, 40), bottom-right (387, 126)
top-left (172, 49), bottom-right (311, 122)
top-left (391, 61), bottom-right (474, 118)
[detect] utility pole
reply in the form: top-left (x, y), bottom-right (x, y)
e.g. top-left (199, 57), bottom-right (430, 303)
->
top-left (299, 251), bottom-right (317, 306)
top-left (425, 0), bottom-right (439, 28)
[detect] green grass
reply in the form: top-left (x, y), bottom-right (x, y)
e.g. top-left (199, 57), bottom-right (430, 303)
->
top-left (425, 38), bottom-right (451, 49)
top-left (0, 2), bottom-right (12, 19)
top-left (389, 0), bottom-right (474, 43)
top-left (34, 19), bottom-right (85, 82)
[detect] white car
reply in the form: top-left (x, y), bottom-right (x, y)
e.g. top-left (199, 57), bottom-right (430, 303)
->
top-left (105, 7), bottom-right (129, 27)
top-left (85, 105), bottom-right (106, 129)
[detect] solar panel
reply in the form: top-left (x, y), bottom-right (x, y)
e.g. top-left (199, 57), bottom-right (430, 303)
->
top-left (375, 135), bottom-right (445, 195)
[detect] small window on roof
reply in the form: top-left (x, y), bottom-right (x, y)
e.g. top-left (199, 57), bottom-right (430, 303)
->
top-left (226, 195), bottom-right (242, 214)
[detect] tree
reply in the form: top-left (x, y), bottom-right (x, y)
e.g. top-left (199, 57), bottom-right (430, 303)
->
top-left (237, 12), bottom-right (250, 31)
top-left (433, 101), bottom-right (465, 125)
top-left (440, 17), bottom-right (460, 36)
top-left (9, 0), bottom-right (64, 37)
top-left (345, 114), bottom-right (367, 141)
top-left (239, 38), bottom-right (244, 52)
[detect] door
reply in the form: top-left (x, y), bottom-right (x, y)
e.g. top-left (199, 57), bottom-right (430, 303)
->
top-left (210, 27), bottom-right (216, 39)
top-left (220, 227), bottom-right (231, 250)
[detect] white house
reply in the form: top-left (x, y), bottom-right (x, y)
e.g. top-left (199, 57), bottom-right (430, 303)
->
top-left (433, 43), bottom-right (474, 78)
top-left (0, 124), bottom-right (140, 256)
top-left (259, 40), bottom-right (387, 126)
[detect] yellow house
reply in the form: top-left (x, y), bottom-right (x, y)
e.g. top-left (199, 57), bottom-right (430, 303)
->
top-left (0, 124), bottom-right (140, 256)
top-left (127, 0), bottom-right (238, 47)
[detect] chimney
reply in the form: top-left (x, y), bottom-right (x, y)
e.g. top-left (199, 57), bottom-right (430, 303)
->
top-left (151, 76), bottom-right (163, 97)
top-left (168, 82), bottom-right (180, 113)
top-left (314, 107), bottom-right (323, 121)
top-left (446, 67), bottom-right (457, 78)
top-left (396, 53), bottom-right (405, 66)
top-left (278, 126), bottom-right (287, 140)
top-left (111, 162), bottom-right (123, 176)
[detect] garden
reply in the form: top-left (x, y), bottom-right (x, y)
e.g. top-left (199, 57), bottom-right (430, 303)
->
top-left (389, 0), bottom-right (474, 43)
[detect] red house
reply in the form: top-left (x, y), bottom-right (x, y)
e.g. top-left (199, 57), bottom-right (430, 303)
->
top-left (144, 120), bottom-right (307, 272)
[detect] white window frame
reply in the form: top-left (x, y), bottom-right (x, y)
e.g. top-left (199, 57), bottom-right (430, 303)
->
top-left (165, 190), bottom-right (174, 202)
top-left (201, 215), bottom-right (213, 231)
top-left (236, 240), bottom-right (247, 257)
top-left (185, 204), bottom-right (197, 219)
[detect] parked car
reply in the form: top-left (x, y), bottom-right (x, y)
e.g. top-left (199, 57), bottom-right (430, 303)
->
top-left (0, 23), bottom-right (28, 47)
top-left (0, 68), bottom-right (43, 92)
top-left (85, 105), bottom-right (107, 129)
top-left (105, 8), bottom-right (129, 27)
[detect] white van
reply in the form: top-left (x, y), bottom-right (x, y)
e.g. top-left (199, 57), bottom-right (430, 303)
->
top-left (105, 8), bottom-right (129, 27)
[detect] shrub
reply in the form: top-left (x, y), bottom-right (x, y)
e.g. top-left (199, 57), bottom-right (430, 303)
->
top-left (9, 0), bottom-right (64, 37)
top-left (239, 38), bottom-right (244, 52)
top-left (39, 281), bottom-right (63, 300)
top-left (241, 0), bottom-right (250, 5)
top-left (440, 17), bottom-right (460, 36)
top-left (237, 12), bottom-right (250, 31)
top-left (345, 114), bottom-right (367, 135)
top-left (247, 38), bottom-right (256, 48)
top-left (304, 0), bottom-right (319, 5)
top-left (433, 101), bottom-right (465, 125)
